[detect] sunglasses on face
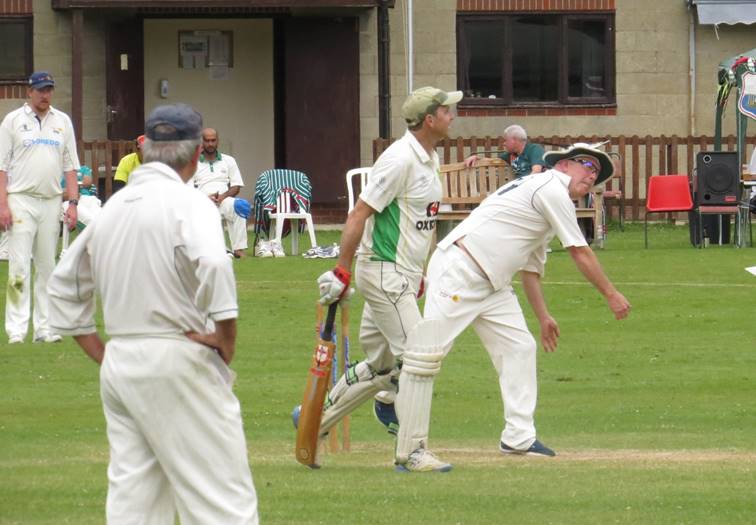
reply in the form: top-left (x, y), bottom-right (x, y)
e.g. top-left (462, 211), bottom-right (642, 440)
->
top-left (574, 158), bottom-right (599, 175)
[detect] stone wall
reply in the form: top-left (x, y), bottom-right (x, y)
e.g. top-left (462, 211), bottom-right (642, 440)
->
top-left (0, 3), bottom-right (107, 140)
top-left (357, 0), bottom-right (756, 166)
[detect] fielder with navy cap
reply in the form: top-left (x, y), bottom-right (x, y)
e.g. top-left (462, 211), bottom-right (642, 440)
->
top-left (395, 142), bottom-right (631, 470)
top-left (48, 103), bottom-right (259, 524)
top-left (0, 71), bottom-right (79, 344)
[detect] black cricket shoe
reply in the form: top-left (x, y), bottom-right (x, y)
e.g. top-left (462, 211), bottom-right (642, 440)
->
top-left (499, 439), bottom-right (556, 457)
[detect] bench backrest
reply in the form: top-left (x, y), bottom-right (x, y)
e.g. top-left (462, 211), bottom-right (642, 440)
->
top-left (439, 157), bottom-right (511, 207)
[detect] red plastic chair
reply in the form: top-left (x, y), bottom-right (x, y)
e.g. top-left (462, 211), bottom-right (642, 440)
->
top-left (645, 175), bottom-right (693, 248)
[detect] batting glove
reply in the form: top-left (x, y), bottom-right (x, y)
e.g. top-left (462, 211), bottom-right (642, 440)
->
top-left (317, 265), bottom-right (352, 305)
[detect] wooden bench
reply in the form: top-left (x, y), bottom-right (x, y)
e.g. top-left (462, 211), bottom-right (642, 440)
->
top-left (438, 158), bottom-right (605, 248)
top-left (438, 158), bottom-right (511, 221)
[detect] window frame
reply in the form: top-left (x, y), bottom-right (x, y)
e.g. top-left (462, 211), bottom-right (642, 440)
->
top-left (0, 16), bottom-right (34, 84)
top-left (457, 12), bottom-right (615, 109)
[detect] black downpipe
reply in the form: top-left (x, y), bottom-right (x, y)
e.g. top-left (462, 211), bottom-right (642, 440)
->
top-left (378, 1), bottom-right (391, 139)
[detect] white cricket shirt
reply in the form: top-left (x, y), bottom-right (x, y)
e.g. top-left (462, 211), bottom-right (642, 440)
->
top-left (0, 103), bottom-right (80, 197)
top-left (438, 169), bottom-right (588, 290)
top-left (190, 152), bottom-right (244, 196)
top-left (47, 162), bottom-right (238, 336)
top-left (357, 130), bottom-right (442, 274)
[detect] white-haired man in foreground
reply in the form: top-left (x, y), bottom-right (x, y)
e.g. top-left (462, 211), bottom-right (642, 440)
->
top-left (47, 103), bottom-right (259, 523)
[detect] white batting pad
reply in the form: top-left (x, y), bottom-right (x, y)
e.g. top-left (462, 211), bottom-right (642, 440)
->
top-left (395, 320), bottom-right (445, 463)
top-left (320, 361), bottom-right (395, 435)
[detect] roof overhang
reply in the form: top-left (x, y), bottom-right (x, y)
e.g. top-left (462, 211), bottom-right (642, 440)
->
top-left (52, 0), bottom-right (393, 9)
top-left (688, 0), bottom-right (756, 25)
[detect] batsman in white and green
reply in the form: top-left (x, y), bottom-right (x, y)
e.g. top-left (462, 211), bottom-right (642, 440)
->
top-left (318, 127), bottom-right (442, 436)
top-left (315, 88), bottom-right (463, 464)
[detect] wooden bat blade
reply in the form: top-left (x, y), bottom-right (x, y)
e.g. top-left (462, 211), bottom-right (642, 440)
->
top-left (295, 303), bottom-right (338, 467)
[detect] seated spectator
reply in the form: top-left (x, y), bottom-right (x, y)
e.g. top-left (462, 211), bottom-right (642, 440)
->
top-left (465, 124), bottom-right (545, 178)
top-left (188, 127), bottom-right (249, 258)
top-left (113, 135), bottom-right (144, 193)
top-left (62, 165), bottom-right (101, 231)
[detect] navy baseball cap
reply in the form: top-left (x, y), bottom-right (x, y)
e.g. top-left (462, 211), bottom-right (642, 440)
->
top-left (29, 71), bottom-right (55, 89)
top-left (145, 104), bottom-right (203, 141)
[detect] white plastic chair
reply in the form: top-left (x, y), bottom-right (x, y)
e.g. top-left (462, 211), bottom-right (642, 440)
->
top-left (269, 190), bottom-right (317, 256)
top-left (346, 167), bottom-right (371, 212)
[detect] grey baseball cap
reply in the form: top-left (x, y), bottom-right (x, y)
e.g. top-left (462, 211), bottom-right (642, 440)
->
top-left (401, 86), bottom-right (463, 127)
top-left (543, 142), bottom-right (615, 185)
top-left (145, 103), bottom-right (203, 141)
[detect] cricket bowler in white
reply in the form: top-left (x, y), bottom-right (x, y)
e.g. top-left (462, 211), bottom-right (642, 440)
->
top-left (47, 104), bottom-right (258, 524)
top-left (298, 87), bottom-right (461, 472)
top-left (395, 143), bottom-right (632, 471)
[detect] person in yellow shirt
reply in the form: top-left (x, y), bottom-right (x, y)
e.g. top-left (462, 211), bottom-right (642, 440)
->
top-left (113, 135), bottom-right (144, 192)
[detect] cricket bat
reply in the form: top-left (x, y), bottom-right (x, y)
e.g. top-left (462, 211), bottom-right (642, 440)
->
top-left (295, 302), bottom-right (338, 468)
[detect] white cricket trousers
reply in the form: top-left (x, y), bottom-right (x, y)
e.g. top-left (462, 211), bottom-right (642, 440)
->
top-left (356, 260), bottom-right (423, 375)
top-left (62, 195), bottom-right (101, 227)
top-left (424, 245), bottom-right (539, 450)
top-left (218, 198), bottom-right (248, 251)
top-left (100, 337), bottom-right (259, 525)
top-left (5, 193), bottom-right (61, 339)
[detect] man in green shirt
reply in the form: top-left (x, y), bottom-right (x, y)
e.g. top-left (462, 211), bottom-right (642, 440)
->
top-left (465, 124), bottom-right (545, 178)
top-left (112, 135), bottom-right (144, 193)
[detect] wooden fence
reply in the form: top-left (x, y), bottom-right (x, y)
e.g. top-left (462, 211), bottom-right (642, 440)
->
top-left (79, 134), bottom-right (755, 221)
top-left (77, 140), bottom-right (137, 200)
top-left (373, 134), bottom-right (756, 221)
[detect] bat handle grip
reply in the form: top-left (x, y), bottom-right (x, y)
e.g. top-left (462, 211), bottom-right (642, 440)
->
top-left (321, 302), bottom-right (338, 341)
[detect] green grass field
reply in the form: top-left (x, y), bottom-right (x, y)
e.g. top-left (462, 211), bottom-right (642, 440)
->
top-left (1, 224), bottom-right (755, 524)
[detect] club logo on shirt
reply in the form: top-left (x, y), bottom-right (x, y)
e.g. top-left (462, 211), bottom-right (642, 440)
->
top-left (22, 138), bottom-right (61, 148)
top-left (20, 124), bottom-right (31, 133)
top-left (416, 201), bottom-right (440, 231)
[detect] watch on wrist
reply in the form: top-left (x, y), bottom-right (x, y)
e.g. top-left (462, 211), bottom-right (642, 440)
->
top-left (68, 198), bottom-right (79, 206)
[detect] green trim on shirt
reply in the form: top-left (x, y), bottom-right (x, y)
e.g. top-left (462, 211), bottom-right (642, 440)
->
top-left (370, 199), bottom-right (401, 262)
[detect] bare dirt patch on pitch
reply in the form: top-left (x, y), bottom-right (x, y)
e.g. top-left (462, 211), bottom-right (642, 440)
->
top-left (436, 447), bottom-right (756, 464)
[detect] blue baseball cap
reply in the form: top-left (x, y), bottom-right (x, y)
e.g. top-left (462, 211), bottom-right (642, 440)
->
top-left (29, 71), bottom-right (55, 90)
top-left (145, 103), bottom-right (203, 142)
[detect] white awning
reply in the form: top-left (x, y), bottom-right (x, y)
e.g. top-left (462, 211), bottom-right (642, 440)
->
top-left (691, 0), bottom-right (756, 25)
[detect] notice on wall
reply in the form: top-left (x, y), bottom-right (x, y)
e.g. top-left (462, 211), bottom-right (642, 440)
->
top-left (209, 65), bottom-right (230, 80)
top-left (179, 30), bottom-right (233, 71)
top-left (179, 33), bottom-right (208, 69)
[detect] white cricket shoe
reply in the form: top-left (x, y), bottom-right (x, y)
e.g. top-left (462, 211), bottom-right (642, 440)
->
top-left (34, 333), bottom-right (62, 343)
top-left (270, 240), bottom-right (285, 257)
top-left (254, 240), bottom-right (273, 258)
top-left (8, 334), bottom-right (24, 344)
top-left (395, 448), bottom-right (452, 473)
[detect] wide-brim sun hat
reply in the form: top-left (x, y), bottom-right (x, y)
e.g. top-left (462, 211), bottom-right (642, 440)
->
top-left (543, 142), bottom-right (615, 185)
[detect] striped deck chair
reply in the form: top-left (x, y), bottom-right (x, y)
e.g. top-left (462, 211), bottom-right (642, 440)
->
top-left (252, 168), bottom-right (313, 245)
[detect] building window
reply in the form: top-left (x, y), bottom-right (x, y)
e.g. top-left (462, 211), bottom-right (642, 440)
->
top-left (457, 13), bottom-right (614, 107)
top-left (0, 17), bottom-right (33, 83)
